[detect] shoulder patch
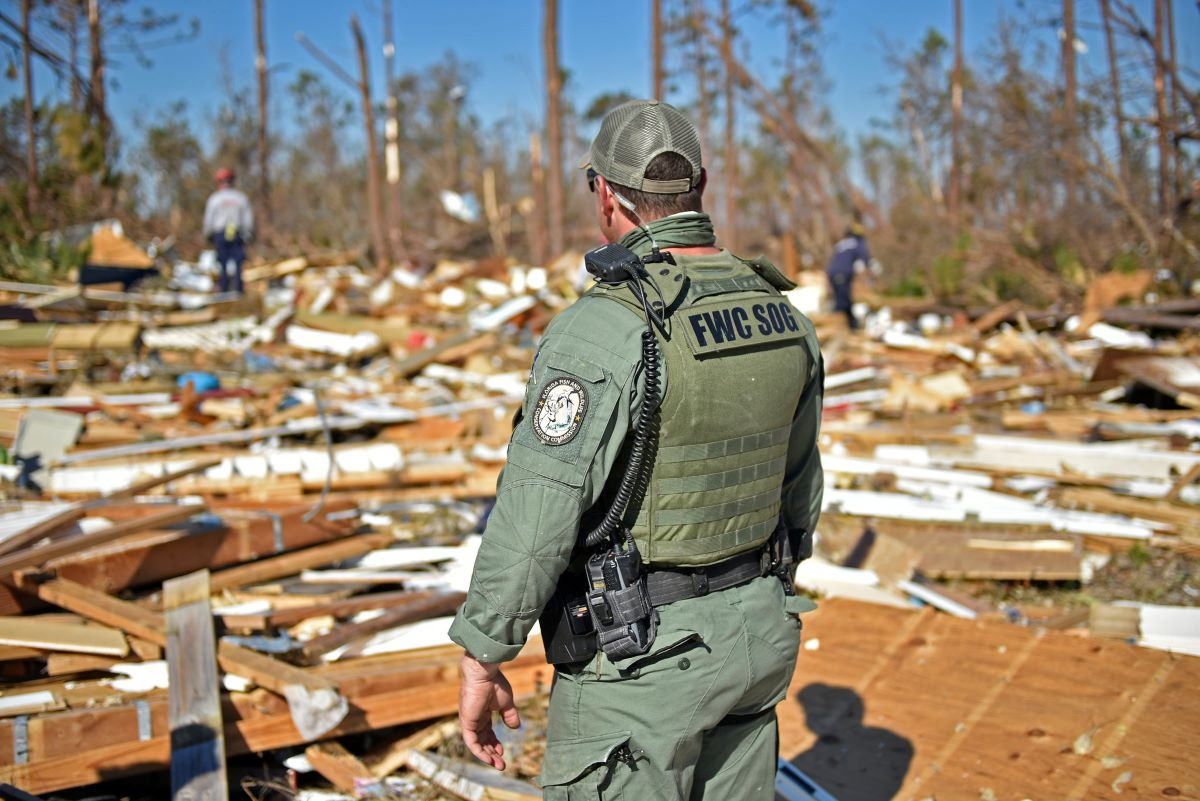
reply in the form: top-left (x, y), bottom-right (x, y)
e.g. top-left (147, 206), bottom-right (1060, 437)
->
top-left (532, 377), bottom-right (589, 445)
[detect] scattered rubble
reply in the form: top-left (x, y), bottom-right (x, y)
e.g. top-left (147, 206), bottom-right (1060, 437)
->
top-left (0, 246), bottom-right (1195, 798)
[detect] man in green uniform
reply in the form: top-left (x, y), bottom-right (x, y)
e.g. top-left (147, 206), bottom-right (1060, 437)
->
top-left (449, 99), bottom-right (824, 800)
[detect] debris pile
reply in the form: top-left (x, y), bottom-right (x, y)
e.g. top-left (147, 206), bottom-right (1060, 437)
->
top-left (0, 245), bottom-right (1194, 798)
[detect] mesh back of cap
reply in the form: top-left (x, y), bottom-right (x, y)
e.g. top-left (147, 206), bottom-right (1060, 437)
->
top-left (590, 100), bottom-right (702, 193)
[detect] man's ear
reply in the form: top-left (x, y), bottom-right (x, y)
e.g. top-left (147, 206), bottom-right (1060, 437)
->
top-left (598, 177), bottom-right (617, 226)
top-left (696, 168), bottom-right (708, 197)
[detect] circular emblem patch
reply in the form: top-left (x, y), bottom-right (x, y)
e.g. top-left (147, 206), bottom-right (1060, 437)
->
top-left (533, 377), bottom-right (588, 446)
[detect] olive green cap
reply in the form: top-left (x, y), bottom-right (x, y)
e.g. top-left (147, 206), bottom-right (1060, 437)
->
top-left (583, 99), bottom-right (702, 194)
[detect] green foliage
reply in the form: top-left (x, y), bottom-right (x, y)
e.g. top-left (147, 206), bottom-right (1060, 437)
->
top-left (0, 236), bottom-right (88, 284)
top-left (1127, 544), bottom-right (1153, 568)
top-left (1052, 244), bottom-right (1086, 288)
top-left (583, 91), bottom-right (637, 123)
top-left (886, 274), bottom-right (926, 297)
top-left (1111, 251), bottom-right (1144, 275)
top-left (930, 252), bottom-right (965, 298)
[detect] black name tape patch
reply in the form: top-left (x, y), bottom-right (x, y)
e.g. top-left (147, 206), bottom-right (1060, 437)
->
top-left (532, 377), bottom-right (589, 445)
top-left (682, 297), bottom-right (803, 357)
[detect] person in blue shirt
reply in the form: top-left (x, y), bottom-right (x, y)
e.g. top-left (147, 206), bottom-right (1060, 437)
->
top-left (826, 225), bottom-right (869, 330)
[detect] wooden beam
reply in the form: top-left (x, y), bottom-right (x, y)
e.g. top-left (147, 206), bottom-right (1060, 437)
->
top-left (29, 577), bottom-right (166, 645)
top-left (0, 504), bottom-right (85, 557)
top-left (305, 741), bottom-right (381, 796)
top-left (23, 575), bottom-right (348, 739)
top-left (164, 570), bottom-right (228, 801)
top-left (0, 504), bottom-right (205, 578)
top-left (299, 591), bottom-right (466, 663)
top-left (0, 644), bottom-right (550, 794)
top-left (209, 531), bottom-right (392, 593)
top-left (1165, 462), bottom-right (1200, 503)
top-left (101, 458), bottom-right (223, 501)
top-left (221, 588), bottom-right (433, 631)
top-left (0, 616), bottom-right (128, 657)
top-left (0, 501), bottom-right (356, 617)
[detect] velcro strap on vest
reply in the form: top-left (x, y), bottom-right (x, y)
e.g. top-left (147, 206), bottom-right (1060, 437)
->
top-left (645, 546), bottom-right (768, 607)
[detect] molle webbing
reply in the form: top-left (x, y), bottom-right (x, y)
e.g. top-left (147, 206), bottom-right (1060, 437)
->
top-left (656, 424), bottom-right (790, 464)
top-left (589, 252), bottom-right (807, 568)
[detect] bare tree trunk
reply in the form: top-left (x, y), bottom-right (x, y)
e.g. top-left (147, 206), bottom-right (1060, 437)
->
top-left (483, 166), bottom-right (506, 256)
top-left (382, 0), bottom-right (403, 253)
top-left (254, 0), bottom-right (271, 241)
top-left (21, 0), bottom-right (37, 214)
top-left (350, 15), bottom-right (390, 272)
top-left (720, 0), bottom-right (737, 250)
top-left (652, 0), bottom-right (664, 100)
top-left (64, 0), bottom-right (80, 110)
top-left (1165, 0), bottom-right (1180, 209)
top-left (1061, 0), bottom-right (1077, 210)
top-left (544, 0), bottom-right (564, 258)
top-left (529, 132), bottom-right (549, 266)
top-left (692, 0), bottom-right (709, 153)
top-left (949, 0), bottom-right (963, 220)
top-left (1152, 0), bottom-right (1170, 221)
top-left (87, 0), bottom-right (107, 157)
top-left (1099, 0), bottom-right (1131, 190)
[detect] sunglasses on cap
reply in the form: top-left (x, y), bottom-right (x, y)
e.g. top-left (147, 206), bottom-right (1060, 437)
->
top-left (586, 168), bottom-right (598, 193)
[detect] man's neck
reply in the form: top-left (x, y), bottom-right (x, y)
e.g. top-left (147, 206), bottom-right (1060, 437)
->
top-left (611, 211), bottom-right (722, 256)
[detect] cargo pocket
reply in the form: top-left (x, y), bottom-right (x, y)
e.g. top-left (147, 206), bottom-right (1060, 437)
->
top-left (539, 730), bottom-right (633, 800)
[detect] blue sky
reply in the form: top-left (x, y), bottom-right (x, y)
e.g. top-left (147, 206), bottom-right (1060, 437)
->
top-left (6, 0), bottom-right (1199, 156)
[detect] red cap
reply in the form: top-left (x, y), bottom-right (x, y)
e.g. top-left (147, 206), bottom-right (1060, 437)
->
top-left (214, 167), bottom-right (234, 184)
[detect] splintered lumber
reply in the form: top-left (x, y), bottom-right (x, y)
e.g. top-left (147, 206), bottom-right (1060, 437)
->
top-left (304, 741), bottom-right (383, 797)
top-left (101, 457), bottom-right (224, 501)
top-left (1058, 488), bottom-right (1197, 529)
top-left (0, 641), bottom-right (551, 794)
top-left (164, 570), bottom-right (228, 801)
top-left (209, 531), bottom-right (393, 593)
top-left (0, 503), bottom-right (204, 578)
top-left (0, 503), bottom-right (85, 557)
top-left (0, 616), bottom-right (128, 657)
top-left (299, 590), bottom-right (467, 662)
top-left (221, 588), bottom-right (433, 630)
top-left (21, 576), bottom-right (348, 740)
top-left (0, 502), bottom-right (356, 616)
top-left (406, 750), bottom-right (542, 801)
top-left (363, 718), bottom-right (459, 779)
top-left (1165, 462), bottom-right (1200, 503)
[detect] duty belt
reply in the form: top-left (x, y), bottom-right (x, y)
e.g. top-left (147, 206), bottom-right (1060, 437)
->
top-left (645, 546), bottom-right (768, 607)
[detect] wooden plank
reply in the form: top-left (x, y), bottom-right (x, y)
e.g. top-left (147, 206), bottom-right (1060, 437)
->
top-left (164, 570), bottom-right (228, 801)
top-left (26, 575), bottom-right (346, 734)
top-left (0, 502), bottom-right (356, 617)
top-left (363, 719), bottom-right (458, 779)
top-left (1059, 487), bottom-right (1197, 528)
top-left (101, 458), bottom-right (224, 501)
top-left (0, 644), bottom-right (551, 794)
top-left (299, 591), bottom-right (466, 663)
top-left (221, 588), bottom-right (434, 631)
top-left (0, 504), bottom-right (86, 558)
top-left (0, 504), bottom-right (205, 578)
top-left (208, 531), bottom-right (392, 593)
top-left (29, 577), bottom-right (167, 646)
top-left (0, 616), bottom-right (128, 657)
top-left (406, 750), bottom-right (542, 801)
top-left (304, 741), bottom-right (382, 796)
top-left (1165, 461), bottom-right (1200, 503)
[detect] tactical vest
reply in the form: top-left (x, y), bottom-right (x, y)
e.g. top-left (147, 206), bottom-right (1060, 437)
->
top-left (588, 251), bottom-right (819, 567)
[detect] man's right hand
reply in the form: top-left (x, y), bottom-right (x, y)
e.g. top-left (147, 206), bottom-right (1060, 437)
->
top-left (458, 653), bottom-right (522, 771)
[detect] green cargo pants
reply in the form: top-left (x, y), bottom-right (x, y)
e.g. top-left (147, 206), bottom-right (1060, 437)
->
top-left (538, 575), bottom-right (811, 800)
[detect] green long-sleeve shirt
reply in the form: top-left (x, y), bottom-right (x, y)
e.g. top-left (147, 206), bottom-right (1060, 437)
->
top-left (448, 266), bottom-right (824, 664)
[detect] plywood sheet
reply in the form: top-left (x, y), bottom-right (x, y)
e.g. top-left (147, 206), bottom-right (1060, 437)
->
top-left (779, 599), bottom-right (1198, 801)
